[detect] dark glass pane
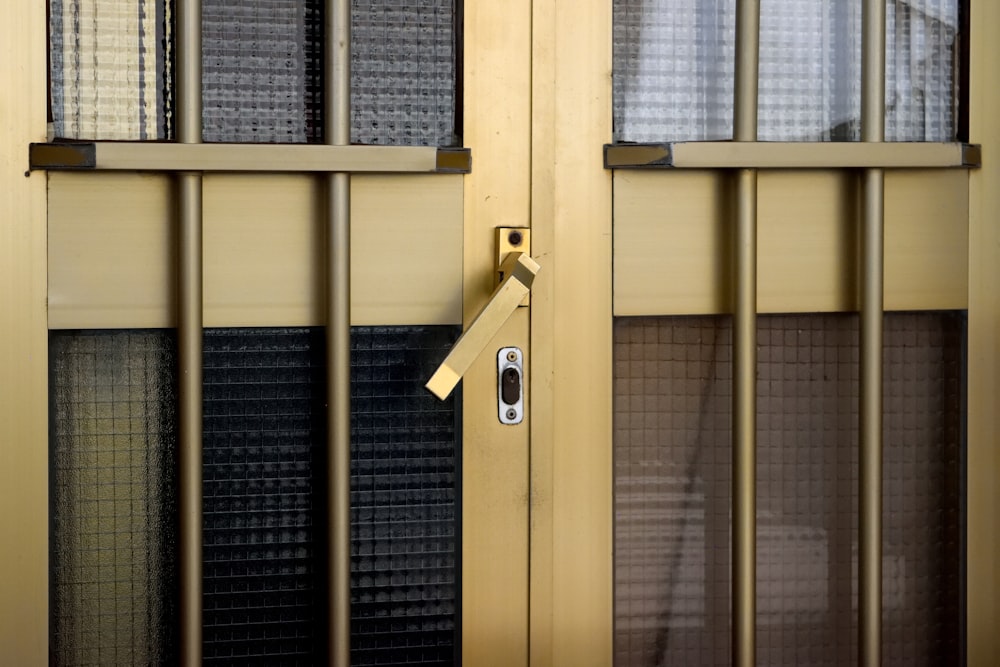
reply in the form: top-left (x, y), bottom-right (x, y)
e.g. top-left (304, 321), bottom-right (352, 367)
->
top-left (201, 327), bottom-right (325, 663)
top-left (613, 0), bottom-right (959, 142)
top-left (613, 313), bottom-right (963, 666)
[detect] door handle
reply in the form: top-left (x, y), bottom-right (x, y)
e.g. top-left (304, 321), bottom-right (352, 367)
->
top-left (426, 251), bottom-right (540, 400)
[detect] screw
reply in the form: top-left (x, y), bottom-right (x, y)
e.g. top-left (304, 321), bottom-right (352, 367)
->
top-left (506, 408), bottom-right (518, 421)
top-left (508, 230), bottom-right (523, 246)
top-left (506, 350), bottom-right (518, 362)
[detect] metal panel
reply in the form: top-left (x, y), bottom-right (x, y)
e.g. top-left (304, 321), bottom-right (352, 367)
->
top-left (613, 169), bottom-right (969, 316)
top-left (47, 173), bottom-right (464, 329)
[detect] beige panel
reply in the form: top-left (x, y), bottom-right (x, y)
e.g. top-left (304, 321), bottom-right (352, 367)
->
top-left (884, 170), bottom-right (969, 311)
top-left (968, 0), bottom-right (1000, 663)
top-left (0, 0), bottom-right (49, 663)
top-left (758, 171), bottom-right (857, 312)
top-left (48, 172), bottom-right (175, 329)
top-left (462, 0), bottom-right (532, 663)
top-left (613, 171), bottom-right (729, 316)
top-left (529, 0), bottom-right (614, 665)
top-left (48, 173), bottom-right (463, 328)
top-left (615, 170), bottom-right (969, 315)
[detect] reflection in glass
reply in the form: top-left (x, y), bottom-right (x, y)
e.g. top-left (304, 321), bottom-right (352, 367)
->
top-left (613, 0), bottom-right (959, 142)
top-left (50, 330), bottom-right (178, 665)
top-left (613, 314), bottom-right (963, 666)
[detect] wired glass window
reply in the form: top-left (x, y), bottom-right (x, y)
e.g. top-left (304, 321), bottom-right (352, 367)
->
top-left (613, 0), bottom-right (959, 142)
top-left (49, 0), bottom-right (459, 145)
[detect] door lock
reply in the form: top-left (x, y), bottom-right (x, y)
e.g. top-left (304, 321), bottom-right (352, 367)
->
top-left (498, 347), bottom-right (524, 424)
top-left (425, 248), bottom-right (539, 401)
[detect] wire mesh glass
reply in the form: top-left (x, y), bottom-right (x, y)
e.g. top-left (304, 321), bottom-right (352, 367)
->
top-left (49, 0), bottom-right (173, 140)
top-left (50, 330), bottom-right (179, 666)
top-left (613, 0), bottom-right (959, 142)
top-left (49, 0), bottom-right (458, 145)
top-left (51, 326), bottom-right (460, 666)
top-left (613, 313), bottom-right (963, 666)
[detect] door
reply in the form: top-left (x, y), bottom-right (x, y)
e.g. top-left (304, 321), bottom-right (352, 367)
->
top-left (4, 0), bottom-right (529, 664)
top-left (2, 1), bottom-right (1000, 666)
top-left (525, 0), bottom-right (1000, 666)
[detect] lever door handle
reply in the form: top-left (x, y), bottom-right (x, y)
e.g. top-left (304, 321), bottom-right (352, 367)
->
top-left (426, 252), bottom-right (540, 400)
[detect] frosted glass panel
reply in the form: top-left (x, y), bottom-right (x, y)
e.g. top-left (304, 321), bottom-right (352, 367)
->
top-left (50, 0), bottom-right (458, 145)
top-left (614, 0), bottom-right (959, 142)
top-left (49, 0), bottom-right (173, 140)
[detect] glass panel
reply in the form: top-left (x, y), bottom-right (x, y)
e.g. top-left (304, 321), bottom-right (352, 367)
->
top-left (201, 0), bottom-right (324, 143)
top-left (51, 326), bottom-right (460, 665)
top-left (613, 313), bottom-right (963, 666)
top-left (49, 0), bottom-right (458, 145)
top-left (351, 0), bottom-right (458, 146)
top-left (613, 0), bottom-right (959, 142)
top-left (50, 330), bottom-right (178, 665)
top-left (350, 326), bottom-right (461, 665)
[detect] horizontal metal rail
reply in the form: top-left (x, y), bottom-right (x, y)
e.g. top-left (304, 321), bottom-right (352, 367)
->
top-left (29, 143), bottom-right (472, 173)
top-left (604, 141), bottom-right (980, 170)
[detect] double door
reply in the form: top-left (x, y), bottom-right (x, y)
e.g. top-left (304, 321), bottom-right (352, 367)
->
top-left (2, 0), bottom-right (999, 664)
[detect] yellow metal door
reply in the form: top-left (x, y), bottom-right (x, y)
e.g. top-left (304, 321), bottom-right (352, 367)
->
top-left (2, 1), bottom-right (1000, 666)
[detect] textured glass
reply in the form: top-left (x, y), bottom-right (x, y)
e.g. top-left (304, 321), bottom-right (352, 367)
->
top-left (201, 326), bottom-right (460, 666)
top-left (49, 0), bottom-right (173, 139)
top-left (613, 313), bottom-right (963, 666)
top-left (50, 330), bottom-right (178, 666)
top-left (351, 0), bottom-right (458, 146)
top-left (202, 0), bottom-right (324, 143)
top-left (613, 0), bottom-right (959, 142)
top-left (51, 0), bottom-right (457, 145)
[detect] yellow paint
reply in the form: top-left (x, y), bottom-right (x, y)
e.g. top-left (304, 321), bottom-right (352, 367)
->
top-left (0, 0), bottom-right (49, 663)
top-left (967, 0), bottom-right (1000, 663)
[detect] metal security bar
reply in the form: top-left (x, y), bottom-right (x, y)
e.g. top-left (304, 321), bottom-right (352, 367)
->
top-left (859, 1), bottom-right (886, 665)
top-left (325, 0), bottom-right (352, 661)
top-left (733, 2), bottom-right (759, 666)
top-left (175, 0), bottom-right (203, 663)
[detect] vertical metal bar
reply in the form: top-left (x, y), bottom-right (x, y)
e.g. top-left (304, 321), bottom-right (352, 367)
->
top-left (176, 0), bottom-right (203, 664)
top-left (325, 0), bottom-right (352, 663)
top-left (733, 1), bottom-right (759, 666)
top-left (860, 0), bottom-right (885, 665)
